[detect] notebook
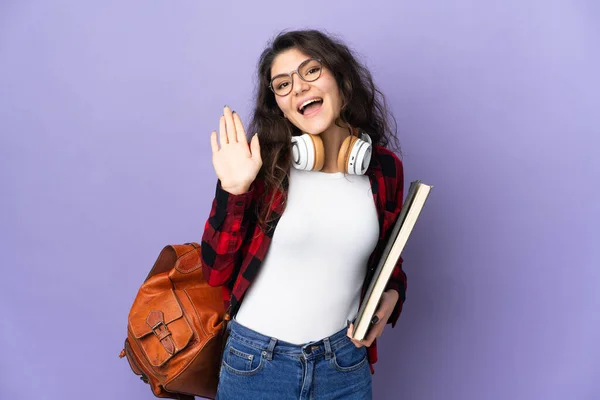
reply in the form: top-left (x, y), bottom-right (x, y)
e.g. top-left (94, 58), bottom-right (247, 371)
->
top-left (351, 180), bottom-right (433, 340)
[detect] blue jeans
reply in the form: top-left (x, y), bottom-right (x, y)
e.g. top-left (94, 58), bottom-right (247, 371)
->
top-left (216, 319), bottom-right (372, 400)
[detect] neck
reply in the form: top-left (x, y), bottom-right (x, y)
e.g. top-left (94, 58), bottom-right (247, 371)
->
top-left (319, 121), bottom-right (352, 173)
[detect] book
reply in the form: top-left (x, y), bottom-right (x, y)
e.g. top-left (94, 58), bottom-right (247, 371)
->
top-left (351, 180), bottom-right (433, 340)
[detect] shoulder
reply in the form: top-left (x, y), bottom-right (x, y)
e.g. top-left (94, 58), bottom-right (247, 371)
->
top-left (371, 146), bottom-right (404, 208)
top-left (372, 145), bottom-right (403, 179)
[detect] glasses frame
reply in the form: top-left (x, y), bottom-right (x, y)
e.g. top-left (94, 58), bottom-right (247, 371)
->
top-left (268, 58), bottom-right (323, 97)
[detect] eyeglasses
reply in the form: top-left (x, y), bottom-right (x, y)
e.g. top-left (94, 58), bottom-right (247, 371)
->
top-left (269, 58), bottom-right (323, 97)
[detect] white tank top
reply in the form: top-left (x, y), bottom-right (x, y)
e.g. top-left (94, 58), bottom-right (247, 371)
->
top-left (235, 167), bottom-right (379, 344)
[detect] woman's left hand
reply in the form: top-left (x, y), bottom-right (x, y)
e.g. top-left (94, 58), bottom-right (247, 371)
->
top-left (346, 289), bottom-right (399, 348)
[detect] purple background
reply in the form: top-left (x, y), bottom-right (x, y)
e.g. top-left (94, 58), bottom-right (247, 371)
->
top-left (1, 1), bottom-right (599, 399)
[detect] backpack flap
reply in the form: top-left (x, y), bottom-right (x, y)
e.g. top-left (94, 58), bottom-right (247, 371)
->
top-left (129, 288), bottom-right (193, 367)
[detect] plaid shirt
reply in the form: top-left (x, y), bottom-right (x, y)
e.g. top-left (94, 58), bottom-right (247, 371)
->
top-left (201, 145), bottom-right (407, 373)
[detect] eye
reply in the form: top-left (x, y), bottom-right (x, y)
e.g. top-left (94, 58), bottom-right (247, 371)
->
top-left (306, 67), bottom-right (321, 75)
top-left (277, 81), bottom-right (290, 90)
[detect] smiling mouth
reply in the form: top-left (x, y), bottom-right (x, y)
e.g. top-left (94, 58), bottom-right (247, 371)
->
top-left (298, 98), bottom-right (323, 115)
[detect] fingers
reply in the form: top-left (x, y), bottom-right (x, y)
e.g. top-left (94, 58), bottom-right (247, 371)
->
top-left (219, 115), bottom-right (227, 146)
top-left (370, 313), bottom-right (382, 327)
top-left (362, 312), bottom-right (386, 346)
top-left (346, 320), bottom-right (384, 348)
top-left (363, 326), bottom-right (380, 347)
top-left (346, 323), bottom-right (364, 348)
top-left (210, 131), bottom-right (219, 153)
top-left (216, 106), bottom-right (250, 151)
top-left (223, 106), bottom-right (237, 143)
top-left (250, 133), bottom-right (261, 162)
top-left (233, 112), bottom-right (246, 143)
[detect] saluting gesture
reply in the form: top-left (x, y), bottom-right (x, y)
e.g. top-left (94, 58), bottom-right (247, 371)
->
top-left (210, 105), bottom-right (262, 195)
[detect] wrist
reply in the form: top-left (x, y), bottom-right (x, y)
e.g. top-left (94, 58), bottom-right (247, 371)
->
top-left (221, 183), bottom-right (250, 195)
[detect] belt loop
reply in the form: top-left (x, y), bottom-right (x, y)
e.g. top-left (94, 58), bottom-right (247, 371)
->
top-left (265, 338), bottom-right (277, 361)
top-left (324, 337), bottom-right (332, 360)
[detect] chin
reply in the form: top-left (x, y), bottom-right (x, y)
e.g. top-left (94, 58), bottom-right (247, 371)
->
top-left (299, 117), bottom-right (336, 136)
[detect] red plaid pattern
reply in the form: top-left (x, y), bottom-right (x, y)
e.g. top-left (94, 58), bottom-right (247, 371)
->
top-left (201, 145), bottom-right (407, 373)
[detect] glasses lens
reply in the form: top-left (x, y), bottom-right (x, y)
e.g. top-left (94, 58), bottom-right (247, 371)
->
top-left (300, 59), bottom-right (322, 82)
top-left (271, 76), bottom-right (293, 96)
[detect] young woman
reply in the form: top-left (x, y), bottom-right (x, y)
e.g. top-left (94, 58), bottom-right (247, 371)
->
top-left (201, 29), bottom-right (407, 400)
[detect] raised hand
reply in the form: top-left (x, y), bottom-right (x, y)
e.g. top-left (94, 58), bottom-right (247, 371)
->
top-left (210, 106), bottom-right (262, 195)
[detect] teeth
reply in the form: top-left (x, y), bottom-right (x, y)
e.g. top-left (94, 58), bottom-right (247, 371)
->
top-left (299, 98), bottom-right (322, 112)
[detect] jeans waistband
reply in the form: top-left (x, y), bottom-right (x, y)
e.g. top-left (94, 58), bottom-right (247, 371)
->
top-left (227, 319), bottom-right (352, 360)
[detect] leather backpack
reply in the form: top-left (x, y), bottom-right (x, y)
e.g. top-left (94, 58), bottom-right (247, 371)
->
top-left (119, 242), bottom-right (230, 399)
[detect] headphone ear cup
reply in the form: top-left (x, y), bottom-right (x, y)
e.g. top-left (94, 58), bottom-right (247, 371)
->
top-left (352, 135), bottom-right (372, 175)
top-left (312, 135), bottom-right (325, 171)
top-left (338, 133), bottom-right (372, 175)
top-left (292, 133), bottom-right (325, 171)
top-left (337, 135), bottom-right (359, 173)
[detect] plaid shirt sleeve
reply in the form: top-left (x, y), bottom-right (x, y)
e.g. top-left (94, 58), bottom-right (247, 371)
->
top-left (383, 155), bottom-right (407, 328)
top-left (201, 180), bottom-right (255, 287)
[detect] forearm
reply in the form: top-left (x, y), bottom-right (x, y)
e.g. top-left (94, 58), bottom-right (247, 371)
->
top-left (201, 180), bottom-right (254, 286)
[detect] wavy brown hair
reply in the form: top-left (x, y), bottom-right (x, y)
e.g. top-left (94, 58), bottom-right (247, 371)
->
top-left (247, 29), bottom-right (401, 231)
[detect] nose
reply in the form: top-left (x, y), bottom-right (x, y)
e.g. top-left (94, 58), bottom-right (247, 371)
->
top-left (291, 72), bottom-right (309, 95)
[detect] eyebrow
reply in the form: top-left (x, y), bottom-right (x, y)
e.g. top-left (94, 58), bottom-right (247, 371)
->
top-left (271, 58), bottom-right (314, 78)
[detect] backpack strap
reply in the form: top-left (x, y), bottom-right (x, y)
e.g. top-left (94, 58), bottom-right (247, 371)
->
top-left (144, 242), bottom-right (200, 281)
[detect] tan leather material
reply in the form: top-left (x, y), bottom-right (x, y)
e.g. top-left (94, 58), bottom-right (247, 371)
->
top-left (310, 134), bottom-right (325, 171)
top-left (146, 310), bottom-right (176, 355)
top-left (130, 289), bottom-right (184, 338)
top-left (121, 243), bottom-right (226, 400)
top-left (174, 246), bottom-right (202, 274)
top-left (337, 135), bottom-right (358, 172)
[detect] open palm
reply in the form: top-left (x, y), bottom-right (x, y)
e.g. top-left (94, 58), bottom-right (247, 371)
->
top-left (210, 106), bottom-right (262, 195)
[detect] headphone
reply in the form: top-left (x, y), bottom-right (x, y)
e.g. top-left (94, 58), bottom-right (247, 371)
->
top-left (291, 130), bottom-right (373, 175)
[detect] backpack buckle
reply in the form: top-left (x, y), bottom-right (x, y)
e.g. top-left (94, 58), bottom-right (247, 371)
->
top-left (151, 321), bottom-right (171, 339)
